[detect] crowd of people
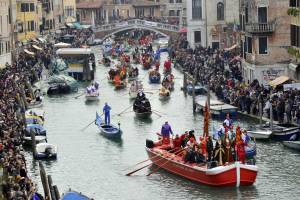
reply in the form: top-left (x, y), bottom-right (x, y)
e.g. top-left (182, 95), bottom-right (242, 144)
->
top-left (171, 34), bottom-right (300, 126)
top-left (0, 52), bottom-right (45, 199)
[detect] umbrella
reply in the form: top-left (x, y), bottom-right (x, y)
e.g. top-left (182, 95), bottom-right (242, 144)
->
top-left (179, 27), bottom-right (187, 33)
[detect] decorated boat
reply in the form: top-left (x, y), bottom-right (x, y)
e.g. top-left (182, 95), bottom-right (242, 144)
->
top-left (61, 191), bottom-right (90, 200)
top-left (142, 54), bottom-right (152, 70)
top-left (149, 70), bottom-right (161, 84)
top-left (159, 87), bottom-right (170, 100)
top-left (283, 141), bottom-right (300, 151)
top-left (35, 143), bottom-right (57, 159)
top-left (162, 74), bottom-right (174, 91)
top-left (85, 82), bottom-right (100, 101)
top-left (115, 81), bottom-right (127, 90)
top-left (145, 144), bottom-right (258, 187)
top-left (95, 112), bottom-right (122, 138)
top-left (128, 66), bottom-right (139, 81)
top-left (133, 92), bottom-right (152, 118)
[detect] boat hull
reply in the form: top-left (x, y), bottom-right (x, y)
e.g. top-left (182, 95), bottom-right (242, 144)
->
top-left (135, 111), bottom-right (152, 119)
top-left (272, 127), bottom-right (300, 141)
top-left (283, 141), bottom-right (300, 150)
top-left (146, 148), bottom-right (257, 187)
top-left (97, 123), bottom-right (122, 138)
top-left (247, 129), bottom-right (272, 140)
top-left (85, 94), bottom-right (99, 101)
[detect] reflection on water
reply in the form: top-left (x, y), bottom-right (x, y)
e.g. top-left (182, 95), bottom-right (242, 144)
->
top-left (23, 49), bottom-right (300, 200)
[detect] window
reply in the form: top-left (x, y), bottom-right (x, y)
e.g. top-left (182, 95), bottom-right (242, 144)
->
top-left (247, 37), bottom-right (252, 53)
top-left (290, 0), bottom-right (300, 7)
top-left (177, 10), bottom-right (180, 16)
top-left (217, 2), bottom-right (224, 21)
top-left (291, 25), bottom-right (300, 47)
top-left (8, 7), bottom-right (11, 24)
top-left (27, 20), bottom-right (34, 31)
top-left (258, 7), bottom-right (267, 23)
top-left (169, 0), bottom-right (174, 3)
top-left (21, 3), bottom-right (29, 12)
top-left (176, 0), bottom-right (182, 3)
top-left (30, 3), bottom-right (35, 12)
top-left (194, 31), bottom-right (201, 43)
top-left (192, 0), bottom-right (202, 19)
top-left (245, 6), bottom-right (248, 23)
top-left (259, 37), bottom-right (268, 54)
top-left (169, 10), bottom-right (175, 16)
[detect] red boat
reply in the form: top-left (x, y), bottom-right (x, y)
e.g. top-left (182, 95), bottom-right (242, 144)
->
top-left (145, 145), bottom-right (258, 187)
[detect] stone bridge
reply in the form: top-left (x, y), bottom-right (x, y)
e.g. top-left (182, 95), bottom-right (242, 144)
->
top-left (93, 19), bottom-right (180, 39)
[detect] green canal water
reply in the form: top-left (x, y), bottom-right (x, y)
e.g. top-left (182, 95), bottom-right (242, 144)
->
top-left (24, 47), bottom-right (300, 200)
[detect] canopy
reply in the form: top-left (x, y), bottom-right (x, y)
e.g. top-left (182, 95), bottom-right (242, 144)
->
top-left (54, 42), bottom-right (72, 48)
top-left (269, 75), bottom-right (290, 87)
top-left (24, 49), bottom-right (35, 55)
top-left (32, 45), bottom-right (42, 51)
top-left (225, 44), bottom-right (238, 51)
top-left (179, 27), bottom-right (187, 33)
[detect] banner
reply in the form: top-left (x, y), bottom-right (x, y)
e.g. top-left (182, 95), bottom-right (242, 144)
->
top-left (283, 83), bottom-right (300, 91)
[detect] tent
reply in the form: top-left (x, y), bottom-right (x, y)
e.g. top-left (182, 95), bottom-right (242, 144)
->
top-left (24, 49), bottom-right (35, 55)
top-left (269, 75), bottom-right (290, 87)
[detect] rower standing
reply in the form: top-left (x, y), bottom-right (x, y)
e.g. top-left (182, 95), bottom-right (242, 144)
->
top-left (103, 103), bottom-right (111, 125)
top-left (161, 121), bottom-right (173, 144)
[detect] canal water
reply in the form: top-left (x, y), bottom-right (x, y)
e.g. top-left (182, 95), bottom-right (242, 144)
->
top-left (24, 47), bottom-right (300, 200)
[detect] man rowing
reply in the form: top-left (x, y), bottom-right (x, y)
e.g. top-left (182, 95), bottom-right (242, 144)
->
top-left (161, 121), bottom-right (173, 144)
top-left (103, 103), bottom-right (111, 125)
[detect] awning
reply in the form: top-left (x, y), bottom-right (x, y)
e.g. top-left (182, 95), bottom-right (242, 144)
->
top-left (38, 37), bottom-right (46, 43)
top-left (24, 49), bottom-right (35, 55)
top-left (54, 42), bottom-right (72, 48)
top-left (32, 45), bottom-right (42, 51)
top-left (269, 75), bottom-right (290, 87)
top-left (225, 44), bottom-right (238, 51)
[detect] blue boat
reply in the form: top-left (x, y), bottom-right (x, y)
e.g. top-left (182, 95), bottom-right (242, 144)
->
top-left (95, 112), bottom-right (122, 138)
top-left (61, 191), bottom-right (90, 200)
top-left (26, 124), bottom-right (47, 136)
top-left (149, 75), bottom-right (161, 84)
top-left (186, 83), bottom-right (207, 95)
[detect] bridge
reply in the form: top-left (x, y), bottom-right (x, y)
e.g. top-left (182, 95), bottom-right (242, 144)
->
top-left (93, 19), bottom-right (180, 39)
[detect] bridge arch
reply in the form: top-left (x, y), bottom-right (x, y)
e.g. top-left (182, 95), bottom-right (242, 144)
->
top-left (101, 26), bottom-right (169, 41)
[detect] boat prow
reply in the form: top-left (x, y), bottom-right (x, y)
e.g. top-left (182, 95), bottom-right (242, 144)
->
top-left (61, 191), bottom-right (90, 200)
top-left (283, 141), bottom-right (300, 151)
top-left (247, 129), bottom-right (273, 140)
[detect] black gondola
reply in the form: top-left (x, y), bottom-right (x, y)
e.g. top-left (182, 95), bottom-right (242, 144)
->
top-left (133, 92), bottom-right (152, 118)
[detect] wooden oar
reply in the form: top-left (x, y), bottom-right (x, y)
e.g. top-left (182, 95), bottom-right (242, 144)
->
top-left (125, 163), bottom-right (152, 176)
top-left (152, 109), bottom-right (166, 115)
top-left (74, 93), bottom-right (85, 99)
top-left (146, 148), bottom-right (185, 176)
top-left (152, 110), bottom-right (162, 117)
top-left (80, 120), bottom-right (95, 131)
top-left (118, 104), bottom-right (133, 116)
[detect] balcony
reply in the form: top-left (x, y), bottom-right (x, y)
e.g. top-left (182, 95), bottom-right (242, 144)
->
top-left (245, 22), bottom-right (275, 34)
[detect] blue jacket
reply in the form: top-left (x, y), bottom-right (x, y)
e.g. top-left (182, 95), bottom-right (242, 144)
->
top-left (103, 105), bottom-right (111, 114)
top-left (161, 124), bottom-right (173, 137)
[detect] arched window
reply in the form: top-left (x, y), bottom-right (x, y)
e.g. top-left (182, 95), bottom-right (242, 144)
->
top-left (217, 2), bottom-right (224, 21)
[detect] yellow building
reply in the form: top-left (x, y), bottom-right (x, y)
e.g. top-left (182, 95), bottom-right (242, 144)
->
top-left (16, 0), bottom-right (40, 41)
top-left (63, 0), bottom-right (77, 23)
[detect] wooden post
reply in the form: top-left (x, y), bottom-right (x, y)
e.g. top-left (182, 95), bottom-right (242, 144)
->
top-left (31, 130), bottom-right (37, 157)
top-left (183, 72), bottom-right (187, 91)
top-left (53, 185), bottom-right (60, 200)
top-left (192, 79), bottom-right (196, 113)
top-left (270, 90), bottom-right (273, 131)
top-left (39, 162), bottom-right (51, 200)
top-left (48, 175), bottom-right (57, 200)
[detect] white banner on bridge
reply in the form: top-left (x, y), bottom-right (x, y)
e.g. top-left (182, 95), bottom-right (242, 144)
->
top-left (144, 21), bottom-right (158, 27)
top-left (283, 83), bottom-right (300, 91)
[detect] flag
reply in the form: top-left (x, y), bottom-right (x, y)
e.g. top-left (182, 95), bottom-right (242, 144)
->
top-left (95, 112), bottom-right (102, 126)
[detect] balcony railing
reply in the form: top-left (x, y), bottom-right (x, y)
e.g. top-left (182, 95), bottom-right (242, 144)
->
top-left (245, 22), bottom-right (275, 34)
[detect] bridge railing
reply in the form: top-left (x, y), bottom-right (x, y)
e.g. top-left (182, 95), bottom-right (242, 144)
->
top-left (93, 19), bottom-right (179, 33)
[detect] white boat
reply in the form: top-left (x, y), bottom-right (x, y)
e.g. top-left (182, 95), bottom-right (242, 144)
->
top-left (283, 141), bottom-right (300, 151)
top-left (247, 129), bottom-right (273, 140)
top-left (23, 135), bottom-right (47, 146)
top-left (196, 99), bottom-right (238, 118)
top-left (85, 92), bottom-right (99, 101)
top-left (35, 143), bottom-right (58, 159)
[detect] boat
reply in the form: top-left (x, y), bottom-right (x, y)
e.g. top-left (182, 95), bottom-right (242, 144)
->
top-left (247, 123), bottom-right (299, 141)
top-left (35, 143), bottom-right (57, 159)
top-left (133, 92), bottom-right (152, 118)
top-left (95, 112), bottom-right (122, 138)
top-left (28, 99), bottom-right (43, 109)
top-left (47, 75), bottom-right (78, 95)
top-left (25, 109), bottom-right (45, 124)
top-left (283, 141), bottom-right (300, 151)
top-left (159, 87), bottom-right (170, 100)
top-left (26, 124), bottom-right (47, 136)
top-left (47, 83), bottom-right (71, 95)
top-left (129, 81), bottom-right (143, 99)
top-left (186, 83), bottom-right (207, 95)
top-left (149, 70), bottom-right (161, 84)
top-left (85, 82), bottom-right (100, 101)
top-left (127, 66), bottom-right (139, 81)
top-left (162, 74), bottom-right (175, 91)
top-left (196, 99), bottom-right (238, 119)
top-left (145, 143), bottom-right (258, 187)
top-left (61, 191), bottom-right (90, 200)
top-left (23, 135), bottom-right (47, 146)
top-left (115, 81), bottom-right (127, 90)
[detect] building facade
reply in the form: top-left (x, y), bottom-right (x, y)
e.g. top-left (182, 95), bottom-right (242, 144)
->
top-left (0, 0), bottom-right (16, 67)
top-left (64, 0), bottom-right (77, 22)
top-left (161, 0), bottom-right (187, 27)
top-left (53, 0), bottom-right (64, 29)
top-left (240, 0), bottom-right (291, 85)
top-left (41, 0), bottom-right (55, 33)
top-left (76, 0), bottom-right (103, 26)
top-left (288, 0), bottom-right (300, 80)
top-left (186, 0), bottom-right (240, 49)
